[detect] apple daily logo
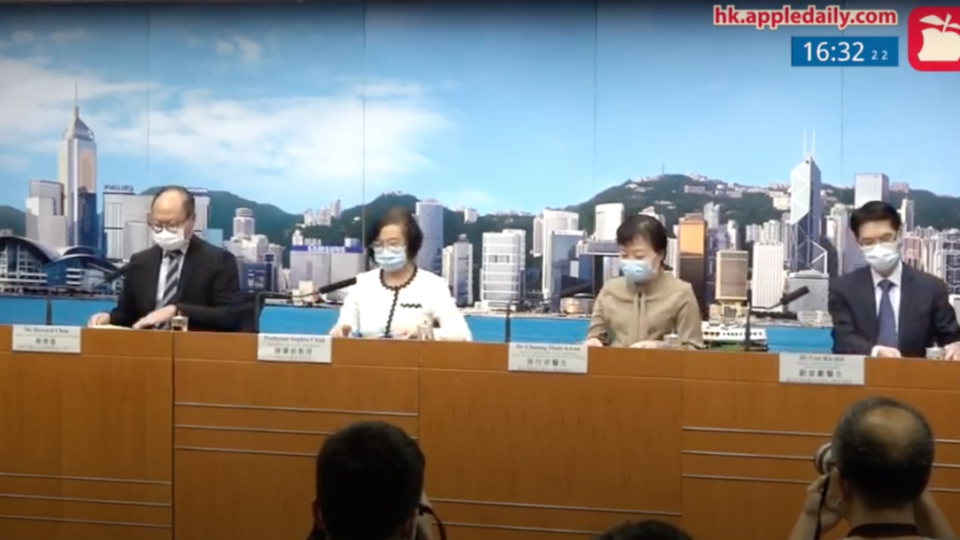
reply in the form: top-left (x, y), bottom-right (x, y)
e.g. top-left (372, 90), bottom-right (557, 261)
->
top-left (908, 6), bottom-right (960, 71)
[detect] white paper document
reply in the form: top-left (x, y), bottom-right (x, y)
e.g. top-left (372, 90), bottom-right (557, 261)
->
top-left (257, 333), bottom-right (332, 363)
top-left (12, 325), bottom-right (82, 354)
top-left (779, 352), bottom-right (865, 386)
top-left (508, 342), bottom-right (588, 374)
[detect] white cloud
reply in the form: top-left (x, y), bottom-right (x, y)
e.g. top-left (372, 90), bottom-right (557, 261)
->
top-left (50, 29), bottom-right (87, 44)
top-left (11, 31), bottom-right (33, 45)
top-left (213, 35), bottom-right (263, 64)
top-left (0, 54), bottom-right (450, 206)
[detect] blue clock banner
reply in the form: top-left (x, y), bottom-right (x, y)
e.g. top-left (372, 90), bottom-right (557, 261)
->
top-left (791, 36), bottom-right (900, 67)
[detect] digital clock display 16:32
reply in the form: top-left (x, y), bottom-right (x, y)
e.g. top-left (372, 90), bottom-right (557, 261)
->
top-left (791, 36), bottom-right (899, 67)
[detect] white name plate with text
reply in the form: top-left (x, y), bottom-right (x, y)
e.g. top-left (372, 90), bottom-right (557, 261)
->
top-left (257, 334), bottom-right (332, 364)
top-left (779, 353), bottom-right (865, 386)
top-left (508, 342), bottom-right (588, 374)
top-left (12, 325), bottom-right (82, 354)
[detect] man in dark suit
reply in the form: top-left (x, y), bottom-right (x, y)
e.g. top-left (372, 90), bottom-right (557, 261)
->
top-left (88, 186), bottom-right (244, 332)
top-left (829, 201), bottom-right (960, 359)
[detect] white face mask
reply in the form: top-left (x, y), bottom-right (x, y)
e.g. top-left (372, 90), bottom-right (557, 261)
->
top-left (861, 241), bottom-right (900, 273)
top-left (153, 228), bottom-right (189, 252)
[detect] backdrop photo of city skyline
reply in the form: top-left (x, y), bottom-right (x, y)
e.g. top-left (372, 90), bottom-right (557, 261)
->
top-left (0, 1), bottom-right (957, 348)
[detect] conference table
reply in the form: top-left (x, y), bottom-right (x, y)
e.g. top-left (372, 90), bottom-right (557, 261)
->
top-left (2, 326), bottom-right (960, 540)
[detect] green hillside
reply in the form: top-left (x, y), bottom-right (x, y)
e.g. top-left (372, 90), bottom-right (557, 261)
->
top-left (0, 205), bottom-right (25, 235)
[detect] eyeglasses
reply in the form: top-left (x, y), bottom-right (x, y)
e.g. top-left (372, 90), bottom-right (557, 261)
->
top-left (148, 221), bottom-right (185, 234)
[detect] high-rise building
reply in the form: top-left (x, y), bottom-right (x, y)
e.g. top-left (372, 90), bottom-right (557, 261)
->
top-left (703, 202), bottom-right (721, 229)
top-left (187, 188), bottom-right (211, 234)
top-left (442, 235), bottom-right (473, 307)
top-left (789, 151), bottom-right (827, 274)
top-left (25, 179), bottom-right (67, 248)
top-left (900, 198), bottom-right (915, 232)
top-left (786, 270), bottom-right (829, 313)
top-left (539, 209), bottom-right (579, 300)
top-left (480, 229), bottom-right (525, 311)
top-left (854, 173), bottom-right (890, 209)
top-left (415, 200), bottom-right (444, 274)
top-left (102, 185), bottom-right (152, 261)
top-left (751, 242), bottom-right (785, 310)
top-left (715, 250), bottom-right (748, 303)
top-left (57, 89), bottom-right (98, 248)
top-left (594, 203), bottom-right (624, 241)
top-left (677, 214), bottom-right (707, 315)
top-left (548, 230), bottom-right (584, 310)
top-left (826, 204), bottom-right (864, 275)
top-left (233, 208), bottom-right (255, 239)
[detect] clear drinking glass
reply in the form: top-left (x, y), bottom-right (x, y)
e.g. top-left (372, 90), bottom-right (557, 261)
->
top-left (170, 315), bottom-right (189, 332)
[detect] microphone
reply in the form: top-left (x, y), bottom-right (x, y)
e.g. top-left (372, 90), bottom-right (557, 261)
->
top-left (742, 285), bottom-right (810, 351)
top-left (252, 277), bottom-right (358, 333)
top-left (45, 261), bottom-right (134, 325)
top-left (504, 282), bottom-right (594, 343)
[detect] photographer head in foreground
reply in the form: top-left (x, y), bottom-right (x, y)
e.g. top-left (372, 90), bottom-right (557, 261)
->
top-left (312, 421), bottom-right (437, 540)
top-left (788, 397), bottom-right (954, 540)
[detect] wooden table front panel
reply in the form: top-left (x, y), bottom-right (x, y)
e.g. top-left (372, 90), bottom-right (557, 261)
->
top-left (680, 353), bottom-right (960, 540)
top-left (0, 328), bottom-right (173, 540)
top-left (172, 335), bottom-right (420, 540)
top-left (418, 343), bottom-right (683, 540)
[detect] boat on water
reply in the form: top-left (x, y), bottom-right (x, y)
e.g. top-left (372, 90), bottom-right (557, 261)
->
top-left (701, 322), bottom-right (768, 351)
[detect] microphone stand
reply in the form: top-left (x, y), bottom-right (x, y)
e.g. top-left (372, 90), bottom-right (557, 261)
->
top-left (743, 284), bottom-right (753, 351)
top-left (504, 299), bottom-right (514, 343)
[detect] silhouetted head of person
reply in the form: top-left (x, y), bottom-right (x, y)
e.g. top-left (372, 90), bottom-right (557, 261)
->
top-left (594, 520), bottom-right (694, 540)
top-left (314, 421), bottom-right (425, 540)
top-left (828, 396), bottom-right (934, 516)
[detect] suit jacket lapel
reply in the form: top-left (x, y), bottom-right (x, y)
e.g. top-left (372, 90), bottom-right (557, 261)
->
top-left (897, 265), bottom-right (917, 350)
top-left (855, 267), bottom-right (879, 342)
top-left (175, 236), bottom-right (201, 304)
top-left (143, 246), bottom-right (162, 311)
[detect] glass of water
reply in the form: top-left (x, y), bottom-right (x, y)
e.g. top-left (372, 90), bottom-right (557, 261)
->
top-left (171, 315), bottom-right (189, 332)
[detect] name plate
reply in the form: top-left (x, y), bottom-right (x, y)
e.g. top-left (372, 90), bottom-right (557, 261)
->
top-left (508, 342), bottom-right (588, 374)
top-left (257, 334), bottom-right (332, 363)
top-left (12, 325), bottom-right (82, 354)
top-left (779, 353), bottom-right (865, 386)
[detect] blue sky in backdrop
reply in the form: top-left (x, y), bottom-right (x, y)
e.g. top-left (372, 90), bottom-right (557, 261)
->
top-left (0, 1), bottom-right (956, 214)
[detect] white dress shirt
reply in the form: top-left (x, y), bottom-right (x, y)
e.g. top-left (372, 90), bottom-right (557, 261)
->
top-left (334, 268), bottom-right (472, 341)
top-left (870, 261), bottom-right (901, 355)
top-left (155, 245), bottom-right (188, 308)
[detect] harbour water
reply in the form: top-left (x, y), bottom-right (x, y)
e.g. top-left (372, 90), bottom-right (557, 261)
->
top-left (0, 296), bottom-right (833, 352)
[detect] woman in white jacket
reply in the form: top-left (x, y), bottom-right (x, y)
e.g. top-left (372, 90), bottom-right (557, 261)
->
top-left (329, 208), bottom-right (472, 341)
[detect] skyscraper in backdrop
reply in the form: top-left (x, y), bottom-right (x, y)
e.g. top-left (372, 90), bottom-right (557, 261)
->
top-left (788, 135), bottom-right (827, 275)
top-left (57, 89), bottom-right (98, 248)
top-left (853, 173), bottom-right (890, 210)
top-left (415, 200), bottom-right (444, 274)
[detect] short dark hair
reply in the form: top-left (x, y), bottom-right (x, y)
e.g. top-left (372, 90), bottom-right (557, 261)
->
top-left (849, 201), bottom-right (901, 238)
top-left (151, 186), bottom-right (196, 219)
top-left (594, 520), bottom-right (693, 540)
top-left (832, 396), bottom-right (934, 509)
top-left (366, 208), bottom-right (424, 262)
top-left (615, 215), bottom-right (668, 256)
top-left (317, 421), bottom-right (425, 540)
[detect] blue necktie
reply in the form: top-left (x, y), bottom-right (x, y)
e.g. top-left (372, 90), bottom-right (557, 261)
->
top-left (877, 279), bottom-right (897, 348)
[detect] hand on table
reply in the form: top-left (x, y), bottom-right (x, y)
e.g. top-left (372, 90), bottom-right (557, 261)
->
top-left (329, 324), bottom-right (352, 338)
top-left (873, 345), bottom-right (901, 358)
top-left (945, 342), bottom-right (960, 361)
top-left (87, 312), bottom-right (111, 327)
top-left (132, 305), bottom-right (177, 329)
top-left (630, 340), bottom-right (663, 349)
top-left (584, 338), bottom-right (604, 347)
top-left (390, 324), bottom-right (421, 339)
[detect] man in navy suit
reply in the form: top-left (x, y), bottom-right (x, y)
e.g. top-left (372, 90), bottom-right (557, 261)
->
top-left (828, 201), bottom-right (960, 359)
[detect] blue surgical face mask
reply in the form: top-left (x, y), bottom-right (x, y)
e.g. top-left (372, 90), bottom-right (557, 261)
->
top-left (619, 259), bottom-right (654, 284)
top-left (374, 246), bottom-right (408, 272)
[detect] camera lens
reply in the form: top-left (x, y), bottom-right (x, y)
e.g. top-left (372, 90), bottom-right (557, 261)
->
top-left (813, 442), bottom-right (832, 474)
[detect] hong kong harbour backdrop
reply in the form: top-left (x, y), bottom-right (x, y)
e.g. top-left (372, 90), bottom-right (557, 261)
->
top-left (0, 0), bottom-right (957, 350)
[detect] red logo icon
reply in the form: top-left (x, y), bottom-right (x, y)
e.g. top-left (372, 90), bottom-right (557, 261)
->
top-left (908, 6), bottom-right (960, 71)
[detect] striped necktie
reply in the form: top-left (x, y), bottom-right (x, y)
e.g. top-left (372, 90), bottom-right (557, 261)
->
top-left (159, 250), bottom-right (183, 308)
